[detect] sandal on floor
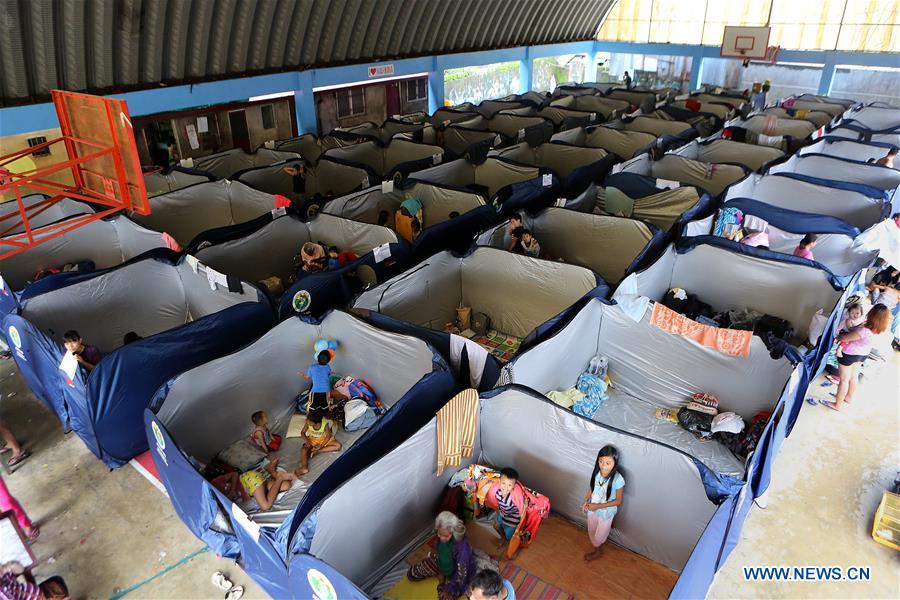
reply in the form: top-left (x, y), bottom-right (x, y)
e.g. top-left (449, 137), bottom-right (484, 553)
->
top-left (26, 527), bottom-right (40, 542)
top-left (211, 572), bottom-right (233, 591)
top-left (7, 449), bottom-right (30, 467)
top-left (0, 446), bottom-right (11, 454)
top-left (225, 585), bottom-right (244, 600)
top-left (805, 397), bottom-right (818, 406)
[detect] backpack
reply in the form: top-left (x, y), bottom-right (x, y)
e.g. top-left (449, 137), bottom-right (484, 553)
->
top-left (345, 378), bottom-right (384, 414)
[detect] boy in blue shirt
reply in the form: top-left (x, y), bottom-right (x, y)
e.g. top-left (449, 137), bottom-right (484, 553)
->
top-left (302, 350), bottom-right (332, 412)
top-left (468, 569), bottom-right (515, 600)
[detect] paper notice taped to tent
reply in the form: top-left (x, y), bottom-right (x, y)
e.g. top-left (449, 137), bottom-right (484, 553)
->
top-left (373, 243), bottom-right (391, 263)
top-left (656, 178), bottom-right (681, 190)
top-left (542, 173), bottom-right (552, 187)
top-left (382, 180), bottom-right (394, 193)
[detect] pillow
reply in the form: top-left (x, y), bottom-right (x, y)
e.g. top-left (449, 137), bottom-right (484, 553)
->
top-left (216, 439), bottom-right (267, 472)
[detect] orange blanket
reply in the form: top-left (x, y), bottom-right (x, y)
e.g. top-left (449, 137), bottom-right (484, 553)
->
top-left (650, 302), bottom-right (752, 358)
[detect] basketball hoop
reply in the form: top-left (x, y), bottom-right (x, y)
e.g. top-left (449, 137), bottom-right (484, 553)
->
top-left (0, 90), bottom-right (149, 261)
top-left (764, 46), bottom-right (780, 64)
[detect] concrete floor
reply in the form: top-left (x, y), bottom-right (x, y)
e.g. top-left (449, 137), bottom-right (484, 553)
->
top-left (1, 349), bottom-right (897, 599)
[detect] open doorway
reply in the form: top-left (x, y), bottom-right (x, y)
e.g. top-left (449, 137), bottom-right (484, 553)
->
top-left (228, 110), bottom-right (251, 152)
top-left (142, 120), bottom-right (178, 168)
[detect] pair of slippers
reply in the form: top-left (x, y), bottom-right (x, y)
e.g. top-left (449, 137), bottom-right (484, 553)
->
top-left (211, 572), bottom-right (244, 599)
top-left (0, 446), bottom-right (30, 467)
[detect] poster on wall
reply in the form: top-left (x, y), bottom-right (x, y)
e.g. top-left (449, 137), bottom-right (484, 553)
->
top-left (186, 124), bottom-right (200, 150)
top-left (197, 116), bottom-right (209, 133)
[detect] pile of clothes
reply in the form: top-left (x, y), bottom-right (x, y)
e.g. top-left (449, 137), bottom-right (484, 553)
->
top-left (668, 392), bottom-right (770, 460)
top-left (296, 375), bottom-right (383, 432)
top-left (546, 355), bottom-right (611, 419)
top-left (661, 287), bottom-right (795, 357)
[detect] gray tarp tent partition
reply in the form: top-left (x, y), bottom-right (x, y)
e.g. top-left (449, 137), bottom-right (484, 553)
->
top-left (477, 208), bottom-right (659, 284)
top-left (131, 180), bottom-right (276, 246)
top-left (597, 185), bottom-right (704, 232)
top-left (671, 100), bottom-right (733, 120)
top-left (799, 138), bottom-right (896, 162)
top-left (410, 157), bottom-right (542, 198)
top-left (606, 88), bottom-right (664, 108)
top-left (608, 115), bottom-right (696, 139)
top-left (193, 148), bottom-right (301, 179)
top-left (153, 310), bottom-right (448, 527)
top-left (551, 126), bottom-right (657, 160)
top-left (322, 139), bottom-right (445, 179)
top-left (508, 299), bottom-right (793, 478)
top-left (621, 154), bottom-right (748, 196)
top-left (689, 94), bottom-right (748, 110)
top-left (352, 247), bottom-right (600, 341)
top-left (760, 107), bottom-right (831, 128)
top-left (454, 113), bottom-right (554, 145)
top-left (0, 215), bottom-right (167, 289)
top-left (489, 142), bottom-right (610, 179)
top-left (671, 139), bottom-right (785, 172)
top-left (441, 126), bottom-right (499, 157)
top-left (431, 105), bottom-right (481, 127)
top-left (144, 169), bottom-right (215, 197)
top-left (768, 154), bottom-right (900, 193)
top-left (336, 119), bottom-right (426, 144)
top-left (779, 99), bottom-right (847, 117)
top-left (477, 100), bottom-right (532, 118)
top-left (614, 243), bottom-right (844, 341)
top-left (685, 205), bottom-right (876, 278)
top-left (837, 106), bottom-right (899, 130)
top-left (322, 182), bottom-right (485, 230)
top-left (235, 157), bottom-right (374, 199)
top-left (822, 125), bottom-right (900, 147)
top-left (725, 174), bottom-right (888, 230)
top-left (299, 385), bottom-right (717, 595)
top-left (794, 93), bottom-right (857, 109)
top-left (0, 195), bottom-right (93, 234)
top-left (273, 134), bottom-right (352, 163)
top-left (549, 94), bottom-right (631, 120)
top-left (734, 115), bottom-right (817, 139)
top-left (192, 212), bottom-right (399, 287)
top-left (20, 256), bottom-right (264, 355)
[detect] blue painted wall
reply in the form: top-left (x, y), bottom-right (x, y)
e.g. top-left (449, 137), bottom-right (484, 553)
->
top-left (0, 40), bottom-right (894, 137)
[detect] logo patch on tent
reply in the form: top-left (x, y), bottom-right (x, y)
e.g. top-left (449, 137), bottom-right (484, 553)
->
top-left (307, 569), bottom-right (337, 600)
top-left (7, 326), bottom-right (21, 349)
top-left (152, 421), bottom-right (168, 466)
top-left (292, 290), bottom-right (311, 313)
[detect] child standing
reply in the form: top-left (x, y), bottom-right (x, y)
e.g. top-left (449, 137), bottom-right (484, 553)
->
top-left (792, 233), bottom-right (817, 261)
top-left (249, 410), bottom-right (282, 453)
top-left (581, 445), bottom-right (624, 561)
top-left (296, 408), bottom-right (342, 476)
top-left (492, 467), bottom-right (521, 550)
top-left (303, 350), bottom-right (333, 412)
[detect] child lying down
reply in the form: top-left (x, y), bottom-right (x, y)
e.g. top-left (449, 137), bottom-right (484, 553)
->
top-left (209, 458), bottom-right (297, 512)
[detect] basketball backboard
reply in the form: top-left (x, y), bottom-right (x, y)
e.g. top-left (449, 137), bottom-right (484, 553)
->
top-left (0, 90), bottom-right (149, 260)
top-left (721, 26), bottom-right (772, 60)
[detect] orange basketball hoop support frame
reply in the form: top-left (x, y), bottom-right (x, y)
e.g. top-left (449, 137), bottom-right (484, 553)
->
top-left (0, 90), bottom-right (150, 261)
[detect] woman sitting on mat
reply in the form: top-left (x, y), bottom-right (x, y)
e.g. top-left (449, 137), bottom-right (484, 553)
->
top-left (581, 445), bottom-right (624, 562)
top-left (824, 304), bottom-right (891, 412)
top-left (407, 511), bottom-right (476, 600)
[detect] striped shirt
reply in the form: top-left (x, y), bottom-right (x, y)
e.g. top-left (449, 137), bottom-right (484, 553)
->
top-left (0, 573), bottom-right (42, 600)
top-left (495, 488), bottom-right (520, 528)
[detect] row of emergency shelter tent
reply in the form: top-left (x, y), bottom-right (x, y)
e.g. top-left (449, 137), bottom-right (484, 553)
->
top-left (1, 80), bottom-right (898, 599)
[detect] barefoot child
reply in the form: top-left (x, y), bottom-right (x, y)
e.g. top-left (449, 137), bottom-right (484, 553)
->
top-left (249, 410), bottom-right (282, 454)
top-left (295, 408), bottom-right (342, 476)
top-left (492, 468), bottom-right (521, 551)
top-left (302, 350), bottom-right (333, 412)
top-left (239, 458), bottom-right (297, 511)
top-left (582, 445), bottom-right (624, 561)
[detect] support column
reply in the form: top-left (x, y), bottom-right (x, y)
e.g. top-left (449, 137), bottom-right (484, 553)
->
top-left (294, 71), bottom-right (317, 135)
top-left (817, 56), bottom-right (838, 96)
top-left (428, 62), bottom-right (445, 113)
top-left (519, 48), bottom-right (533, 94)
top-left (688, 48), bottom-right (705, 92)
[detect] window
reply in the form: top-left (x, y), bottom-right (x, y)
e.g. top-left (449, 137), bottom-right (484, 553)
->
top-left (402, 78), bottom-right (428, 103)
top-left (701, 58), bottom-right (824, 100)
top-left (261, 104), bottom-right (276, 129)
top-left (831, 65), bottom-right (900, 105)
top-left (336, 88), bottom-right (366, 118)
top-left (443, 61), bottom-right (520, 105)
top-left (26, 136), bottom-right (50, 157)
top-left (596, 52), bottom-right (692, 92)
top-left (532, 54), bottom-right (587, 92)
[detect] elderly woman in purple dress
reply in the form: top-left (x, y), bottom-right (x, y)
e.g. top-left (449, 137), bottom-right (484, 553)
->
top-left (407, 511), bottom-right (476, 600)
